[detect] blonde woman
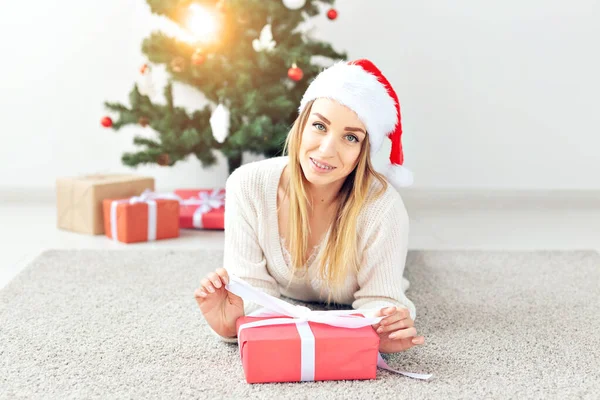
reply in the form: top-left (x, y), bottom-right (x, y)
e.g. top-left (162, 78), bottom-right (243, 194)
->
top-left (194, 59), bottom-right (425, 353)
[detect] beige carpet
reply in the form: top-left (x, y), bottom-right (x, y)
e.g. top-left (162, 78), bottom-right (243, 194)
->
top-left (0, 249), bottom-right (599, 399)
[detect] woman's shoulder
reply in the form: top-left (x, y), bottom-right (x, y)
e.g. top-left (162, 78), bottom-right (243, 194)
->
top-left (227, 155), bottom-right (287, 184)
top-left (359, 177), bottom-right (409, 225)
top-left (226, 156), bottom-right (288, 198)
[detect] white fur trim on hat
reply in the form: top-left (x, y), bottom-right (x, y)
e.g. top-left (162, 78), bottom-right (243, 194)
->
top-left (299, 61), bottom-right (397, 155)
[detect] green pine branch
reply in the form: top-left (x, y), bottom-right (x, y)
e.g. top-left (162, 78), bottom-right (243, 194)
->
top-left (104, 0), bottom-right (345, 174)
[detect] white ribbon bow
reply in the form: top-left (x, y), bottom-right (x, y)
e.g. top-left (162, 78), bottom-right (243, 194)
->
top-left (225, 275), bottom-right (433, 381)
top-left (180, 189), bottom-right (225, 229)
top-left (128, 188), bottom-right (181, 204)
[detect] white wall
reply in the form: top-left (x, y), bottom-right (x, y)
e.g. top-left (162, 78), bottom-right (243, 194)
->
top-left (1, 0), bottom-right (599, 194)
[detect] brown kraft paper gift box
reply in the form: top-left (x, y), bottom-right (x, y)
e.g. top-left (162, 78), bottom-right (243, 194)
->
top-left (56, 174), bottom-right (154, 235)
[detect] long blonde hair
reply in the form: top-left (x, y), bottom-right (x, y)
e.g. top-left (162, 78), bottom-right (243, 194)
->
top-left (281, 100), bottom-right (389, 303)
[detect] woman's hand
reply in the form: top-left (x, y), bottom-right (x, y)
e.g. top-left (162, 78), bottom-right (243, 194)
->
top-left (194, 268), bottom-right (244, 339)
top-left (372, 306), bottom-right (425, 353)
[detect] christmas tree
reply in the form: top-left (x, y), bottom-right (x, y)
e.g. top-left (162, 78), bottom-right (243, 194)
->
top-left (102, 0), bottom-right (346, 174)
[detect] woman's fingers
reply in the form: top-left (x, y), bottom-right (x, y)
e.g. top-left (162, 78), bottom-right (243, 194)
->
top-left (196, 269), bottom-right (229, 299)
top-left (380, 307), bottom-right (410, 326)
top-left (388, 327), bottom-right (417, 340)
top-left (208, 269), bottom-right (230, 289)
top-left (379, 334), bottom-right (425, 354)
top-left (200, 277), bottom-right (216, 293)
top-left (376, 317), bottom-right (414, 334)
top-left (215, 268), bottom-right (229, 285)
top-left (383, 307), bottom-right (409, 320)
top-left (207, 272), bottom-right (223, 289)
top-left (375, 306), bottom-right (423, 344)
top-left (373, 306), bottom-right (409, 330)
top-left (411, 336), bottom-right (425, 345)
top-left (375, 306), bottom-right (396, 317)
top-left (380, 313), bottom-right (403, 327)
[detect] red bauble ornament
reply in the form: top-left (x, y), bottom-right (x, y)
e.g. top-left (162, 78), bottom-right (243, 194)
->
top-left (157, 153), bottom-right (171, 166)
top-left (101, 116), bottom-right (113, 128)
top-left (171, 57), bottom-right (185, 73)
top-left (191, 49), bottom-right (206, 65)
top-left (288, 63), bottom-right (304, 81)
top-left (138, 116), bottom-right (149, 127)
top-left (327, 8), bottom-right (338, 20)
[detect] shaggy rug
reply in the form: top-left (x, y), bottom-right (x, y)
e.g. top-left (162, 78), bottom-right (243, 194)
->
top-left (1, 249), bottom-right (599, 399)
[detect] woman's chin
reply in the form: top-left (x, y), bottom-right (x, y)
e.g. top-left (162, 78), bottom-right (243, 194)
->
top-left (301, 163), bottom-right (330, 183)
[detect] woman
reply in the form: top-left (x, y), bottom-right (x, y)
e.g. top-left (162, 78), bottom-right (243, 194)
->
top-left (194, 59), bottom-right (425, 353)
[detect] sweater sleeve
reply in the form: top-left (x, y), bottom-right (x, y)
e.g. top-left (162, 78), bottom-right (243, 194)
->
top-left (220, 168), bottom-right (280, 326)
top-left (352, 196), bottom-right (417, 321)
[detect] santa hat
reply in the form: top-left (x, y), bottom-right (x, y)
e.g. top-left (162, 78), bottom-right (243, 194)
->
top-left (299, 59), bottom-right (413, 189)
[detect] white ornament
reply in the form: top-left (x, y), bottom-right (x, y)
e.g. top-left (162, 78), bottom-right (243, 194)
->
top-left (298, 20), bottom-right (317, 40)
top-left (138, 67), bottom-right (155, 97)
top-left (283, 79), bottom-right (295, 90)
top-left (252, 24), bottom-right (276, 52)
top-left (282, 0), bottom-right (306, 10)
top-left (210, 104), bottom-right (230, 143)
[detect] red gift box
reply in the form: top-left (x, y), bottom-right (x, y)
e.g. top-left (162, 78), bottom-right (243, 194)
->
top-left (224, 275), bottom-right (433, 383)
top-left (102, 194), bottom-right (179, 244)
top-left (174, 189), bottom-right (225, 230)
top-left (235, 315), bottom-right (380, 383)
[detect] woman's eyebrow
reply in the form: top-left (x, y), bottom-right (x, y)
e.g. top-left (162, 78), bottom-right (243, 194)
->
top-left (312, 113), bottom-right (331, 125)
top-left (345, 126), bottom-right (366, 135)
top-left (312, 112), bottom-right (366, 136)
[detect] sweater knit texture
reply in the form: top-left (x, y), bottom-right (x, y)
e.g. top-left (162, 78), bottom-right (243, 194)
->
top-left (217, 156), bottom-right (415, 342)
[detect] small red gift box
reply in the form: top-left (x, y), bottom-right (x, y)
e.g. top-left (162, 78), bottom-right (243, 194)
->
top-left (174, 189), bottom-right (225, 230)
top-left (102, 192), bottom-right (179, 244)
top-left (235, 315), bottom-right (380, 383)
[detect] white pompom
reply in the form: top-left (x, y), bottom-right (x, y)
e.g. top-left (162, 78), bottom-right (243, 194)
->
top-left (210, 104), bottom-right (230, 143)
top-left (383, 164), bottom-right (414, 189)
top-left (282, 0), bottom-right (306, 10)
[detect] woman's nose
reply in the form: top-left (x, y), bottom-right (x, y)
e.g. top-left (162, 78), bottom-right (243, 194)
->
top-left (318, 133), bottom-right (336, 155)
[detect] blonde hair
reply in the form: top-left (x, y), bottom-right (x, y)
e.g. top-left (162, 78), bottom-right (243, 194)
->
top-left (281, 100), bottom-right (389, 303)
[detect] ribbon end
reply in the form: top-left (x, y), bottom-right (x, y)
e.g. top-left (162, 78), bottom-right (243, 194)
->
top-left (377, 353), bottom-right (433, 380)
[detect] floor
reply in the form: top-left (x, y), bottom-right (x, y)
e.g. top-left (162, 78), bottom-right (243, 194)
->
top-left (2, 201), bottom-right (599, 291)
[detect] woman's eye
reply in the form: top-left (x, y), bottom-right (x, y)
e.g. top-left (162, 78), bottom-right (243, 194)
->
top-left (313, 122), bottom-right (326, 131)
top-left (345, 134), bottom-right (360, 143)
top-left (311, 123), bottom-right (359, 143)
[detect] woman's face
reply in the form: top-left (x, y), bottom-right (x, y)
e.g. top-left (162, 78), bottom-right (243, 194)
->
top-left (299, 98), bottom-right (367, 187)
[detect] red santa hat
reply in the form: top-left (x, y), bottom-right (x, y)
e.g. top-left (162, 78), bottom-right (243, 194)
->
top-left (299, 59), bottom-right (413, 189)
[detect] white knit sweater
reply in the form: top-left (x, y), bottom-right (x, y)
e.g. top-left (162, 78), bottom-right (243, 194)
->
top-left (216, 156), bottom-right (415, 342)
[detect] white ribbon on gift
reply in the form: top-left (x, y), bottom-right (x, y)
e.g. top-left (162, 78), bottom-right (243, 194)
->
top-left (110, 189), bottom-right (180, 242)
top-left (225, 275), bottom-right (433, 381)
top-left (179, 189), bottom-right (225, 229)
